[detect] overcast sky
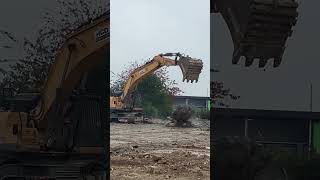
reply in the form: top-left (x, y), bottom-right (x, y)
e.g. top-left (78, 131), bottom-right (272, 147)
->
top-left (211, 1), bottom-right (320, 112)
top-left (0, 0), bottom-right (57, 76)
top-left (111, 0), bottom-right (210, 97)
top-left (0, 0), bottom-right (107, 76)
top-left (2, 1), bottom-right (316, 109)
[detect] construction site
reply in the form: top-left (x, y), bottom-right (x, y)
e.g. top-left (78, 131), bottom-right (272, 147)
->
top-left (1, 0), bottom-right (318, 179)
top-left (109, 51), bottom-right (210, 179)
top-left (110, 1), bottom-right (211, 178)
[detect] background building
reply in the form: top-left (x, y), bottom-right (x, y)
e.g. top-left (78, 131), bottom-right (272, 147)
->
top-left (212, 108), bottom-right (320, 158)
top-left (173, 96), bottom-right (210, 110)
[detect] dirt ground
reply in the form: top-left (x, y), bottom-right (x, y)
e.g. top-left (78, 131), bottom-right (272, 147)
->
top-left (110, 118), bottom-right (210, 180)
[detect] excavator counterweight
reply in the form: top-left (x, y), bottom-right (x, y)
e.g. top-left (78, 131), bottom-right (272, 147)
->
top-left (212, 0), bottom-right (299, 67)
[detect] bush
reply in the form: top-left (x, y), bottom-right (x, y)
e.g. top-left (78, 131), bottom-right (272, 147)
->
top-left (172, 106), bottom-right (194, 127)
top-left (194, 108), bottom-right (210, 120)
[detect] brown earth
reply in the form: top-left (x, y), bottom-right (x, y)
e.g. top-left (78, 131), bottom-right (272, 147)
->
top-left (110, 118), bottom-right (210, 180)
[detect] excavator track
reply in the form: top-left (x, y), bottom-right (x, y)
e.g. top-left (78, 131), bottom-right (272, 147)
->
top-left (0, 153), bottom-right (106, 180)
top-left (214, 0), bottom-right (299, 67)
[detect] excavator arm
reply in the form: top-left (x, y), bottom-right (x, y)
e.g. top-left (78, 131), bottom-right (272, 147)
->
top-left (110, 53), bottom-right (203, 110)
top-left (121, 53), bottom-right (202, 100)
top-left (30, 13), bottom-right (109, 127)
top-left (211, 0), bottom-right (299, 67)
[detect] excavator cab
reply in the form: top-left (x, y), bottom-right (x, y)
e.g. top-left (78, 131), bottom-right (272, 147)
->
top-left (178, 56), bottom-right (203, 83)
top-left (212, 0), bottom-right (299, 67)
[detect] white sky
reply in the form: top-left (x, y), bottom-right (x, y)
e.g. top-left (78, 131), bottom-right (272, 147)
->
top-left (110, 0), bottom-right (210, 97)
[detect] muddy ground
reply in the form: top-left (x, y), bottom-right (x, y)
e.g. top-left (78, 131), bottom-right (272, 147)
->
top-left (110, 118), bottom-right (210, 180)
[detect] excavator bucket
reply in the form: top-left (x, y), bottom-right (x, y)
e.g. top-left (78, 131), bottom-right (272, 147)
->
top-left (213, 0), bottom-right (299, 67)
top-left (178, 56), bottom-right (203, 83)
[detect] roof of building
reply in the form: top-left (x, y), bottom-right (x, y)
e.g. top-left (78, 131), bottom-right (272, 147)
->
top-left (174, 95), bottom-right (210, 100)
top-left (212, 108), bottom-right (320, 120)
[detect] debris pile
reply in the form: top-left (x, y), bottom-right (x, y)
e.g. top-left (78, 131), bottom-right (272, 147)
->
top-left (171, 106), bottom-right (194, 127)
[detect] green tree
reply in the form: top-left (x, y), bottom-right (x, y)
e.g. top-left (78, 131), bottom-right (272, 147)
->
top-left (0, 0), bottom-right (108, 93)
top-left (111, 61), bottom-right (182, 118)
top-left (136, 74), bottom-right (173, 117)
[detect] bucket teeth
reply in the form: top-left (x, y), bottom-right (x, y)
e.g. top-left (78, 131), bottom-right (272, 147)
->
top-left (178, 56), bottom-right (203, 83)
top-left (217, 0), bottom-right (298, 68)
top-left (232, 50), bottom-right (241, 64)
top-left (245, 57), bottom-right (254, 67)
top-left (273, 57), bottom-right (282, 67)
top-left (259, 58), bottom-right (268, 68)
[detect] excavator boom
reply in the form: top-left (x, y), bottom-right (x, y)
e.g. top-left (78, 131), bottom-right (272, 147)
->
top-left (110, 53), bottom-right (203, 110)
top-left (121, 53), bottom-right (203, 101)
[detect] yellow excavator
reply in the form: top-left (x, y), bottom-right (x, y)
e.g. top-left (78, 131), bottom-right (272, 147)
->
top-left (0, 11), bottom-right (109, 179)
top-left (0, 0), bottom-right (300, 178)
top-left (110, 53), bottom-right (203, 122)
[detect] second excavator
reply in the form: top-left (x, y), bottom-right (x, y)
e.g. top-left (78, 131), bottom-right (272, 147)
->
top-left (110, 53), bottom-right (203, 122)
top-left (0, 12), bottom-right (109, 179)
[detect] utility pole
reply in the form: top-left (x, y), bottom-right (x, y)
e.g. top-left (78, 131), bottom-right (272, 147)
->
top-left (310, 83), bottom-right (313, 112)
top-left (308, 83), bottom-right (313, 160)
